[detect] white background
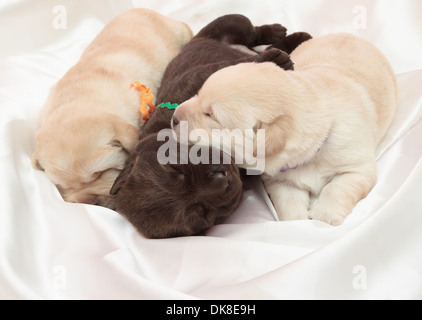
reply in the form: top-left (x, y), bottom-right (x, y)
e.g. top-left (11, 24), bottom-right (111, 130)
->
top-left (0, 0), bottom-right (421, 299)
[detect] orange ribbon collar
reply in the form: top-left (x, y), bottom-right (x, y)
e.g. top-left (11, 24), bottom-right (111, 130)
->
top-left (130, 81), bottom-right (155, 121)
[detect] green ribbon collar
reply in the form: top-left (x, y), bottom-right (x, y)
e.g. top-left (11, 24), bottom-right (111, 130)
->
top-left (157, 102), bottom-right (178, 110)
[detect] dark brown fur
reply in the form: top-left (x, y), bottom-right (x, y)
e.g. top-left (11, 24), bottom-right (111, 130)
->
top-left (110, 14), bottom-right (311, 239)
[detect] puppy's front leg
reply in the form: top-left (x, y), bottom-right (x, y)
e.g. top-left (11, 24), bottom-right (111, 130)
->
top-left (309, 167), bottom-right (376, 226)
top-left (264, 178), bottom-right (310, 221)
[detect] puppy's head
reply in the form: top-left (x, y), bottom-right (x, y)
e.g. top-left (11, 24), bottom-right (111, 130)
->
top-left (31, 113), bottom-right (139, 208)
top-left (171, 62), bottom-right (296, 164)
top-left (110, 134), bottom-right (243, 239)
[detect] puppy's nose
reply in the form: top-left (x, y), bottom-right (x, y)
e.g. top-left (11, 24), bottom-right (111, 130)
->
top-left (172, 116), bottom-right (179, 127)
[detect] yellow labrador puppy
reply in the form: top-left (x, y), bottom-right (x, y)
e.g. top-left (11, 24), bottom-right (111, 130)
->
top-left (32, 9), bottom-right (192, 208)
top-left (172, 33), bottom-right (397, 225)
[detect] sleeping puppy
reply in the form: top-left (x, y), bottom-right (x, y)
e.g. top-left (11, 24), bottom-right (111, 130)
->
top-left (110, 14), bottom-right (311, 238)
top-left (172, 33), bottom-right (397, 226)
top-left (110, 134), bottom-right (243, 238)
top-left (31, 9), bottom-right (192, 209)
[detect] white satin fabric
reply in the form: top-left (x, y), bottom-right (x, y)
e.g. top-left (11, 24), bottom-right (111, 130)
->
top-left (1, 0), bottom-right (421, 299)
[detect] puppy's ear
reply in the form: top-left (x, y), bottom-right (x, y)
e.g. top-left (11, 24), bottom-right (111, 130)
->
top-left (258, 115), bottom-right (293, 158)
top-left (111, 118), bottom-right (140, 154)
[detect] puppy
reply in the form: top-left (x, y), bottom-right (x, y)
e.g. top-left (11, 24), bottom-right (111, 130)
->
top-left (172, 33), bottom-right (397, 226)
top-left (31, 9), bottom-right (192, 209)
top-left (110, 134), bottom-right (243, 238)
top-left (110, 14), bottom-right (311, 238)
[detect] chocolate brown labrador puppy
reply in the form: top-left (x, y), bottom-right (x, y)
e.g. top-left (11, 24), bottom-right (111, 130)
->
top-left (110, 14), bottom-right (311, 238)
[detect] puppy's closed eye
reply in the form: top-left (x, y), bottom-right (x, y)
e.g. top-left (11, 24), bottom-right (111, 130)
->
top-left (31, 152), bottom-right (45, 172)
top-left (208, 169), bottom-right (229, 179)
top-left (203, 105), bottom-right (217, 121)
top-left (166, 164), bottom-right (187, 181)
top-left (204, 111), bottom-right (218, 120)
top-left (34, 160), bottom-right (45, 172)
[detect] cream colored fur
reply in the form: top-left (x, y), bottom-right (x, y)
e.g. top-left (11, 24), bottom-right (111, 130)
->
top-left (172, 33), bottom-right (397, 225)
top-left (32, 9), bottom-right (192, 208)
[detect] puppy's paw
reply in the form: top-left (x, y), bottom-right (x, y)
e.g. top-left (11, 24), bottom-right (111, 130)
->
top-left (256, 48), bottom-right (294, 70)
top-left (270, 32), bottom-right (313, 54)
top-left (255, 24), bottom-right (287, 45)
top-left (308, 207), bottom-right (347, 226)
top-left (277, 208), bottom-right (309, 222)
top-left (286, 32), bottom-right (313, 48)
